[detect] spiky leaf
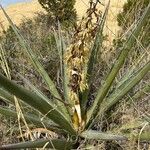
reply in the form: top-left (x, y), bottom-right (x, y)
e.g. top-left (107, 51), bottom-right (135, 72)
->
top-left (86, 3), bottom-right (150, 127)
top-left (80, 130), bottom-right (127, 141)
top-left (0, 73), bottom-right (75, 135)
top-left (0, 106), bottom-right (60, 131)
top-left (81, 0), bottom-right (110, 116)
top-left (0, 139), bottom-right (74, 150)
top-left (89, 61), bottom-right (150, 127)
top-left (0, 4), bottom-right (68, 116)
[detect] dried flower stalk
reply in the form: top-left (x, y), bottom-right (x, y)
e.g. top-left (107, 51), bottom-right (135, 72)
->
top-left (65, 0), bottom-right (102, 130)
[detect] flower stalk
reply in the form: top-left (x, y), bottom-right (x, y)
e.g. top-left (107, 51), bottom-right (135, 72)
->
top-left (65, 0), bottom-right (102, 131)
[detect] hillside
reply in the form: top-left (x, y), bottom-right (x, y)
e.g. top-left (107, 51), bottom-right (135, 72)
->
top-left (0, 0), bottom-right (126, 42)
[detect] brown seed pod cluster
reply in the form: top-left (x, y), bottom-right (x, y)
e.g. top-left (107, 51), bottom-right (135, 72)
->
top-left (66, 0), bottom-right (101, 92)
top-left (65, 0), bottom-right (102, 128)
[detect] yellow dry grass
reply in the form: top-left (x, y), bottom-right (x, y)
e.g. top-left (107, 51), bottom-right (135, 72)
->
top-left (0, 0), bottom-right (44, 32)
top-left (0, 0), bottom-right (127, 43)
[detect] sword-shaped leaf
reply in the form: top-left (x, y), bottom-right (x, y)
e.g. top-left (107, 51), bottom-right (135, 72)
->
top-left (53, 26), bottom-right (71, 106)
top-left (86, 3), bottom-right (150, 128)
top-left (80, 130), bottom-right (127, 141)
top-left (0, 5), bottom-right (68, 116)
top-left (80, 0), bottom-right (110, 116)
top-left (92, 61), bottom-right (150, 127)
top-left (0, 88), bottom-right (14, 104)
top-left (0, 107), bottom-right (64, 134)
top-left (0, 139), bottom-right (74, 150)
top-left (0, 106), bottom-right (60, 131)
top-left (0, 73), bottom-right (76, 135)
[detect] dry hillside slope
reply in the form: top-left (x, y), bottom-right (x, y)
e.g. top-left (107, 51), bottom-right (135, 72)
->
top-left (0, 0), bottom-right (126, 43)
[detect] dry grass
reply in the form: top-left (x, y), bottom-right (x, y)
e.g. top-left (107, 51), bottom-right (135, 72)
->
top-left (0, 0), bottom-right (126, 43)
top-left (0, 0), bottom-right (44, 32)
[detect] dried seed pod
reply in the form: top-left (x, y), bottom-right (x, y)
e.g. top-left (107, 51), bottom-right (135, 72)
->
top-left (65, 0), bottom-right (102, 130)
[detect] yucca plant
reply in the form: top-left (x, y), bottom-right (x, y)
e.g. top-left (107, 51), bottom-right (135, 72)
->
top-left (0, 0), bottom-right (150, 149)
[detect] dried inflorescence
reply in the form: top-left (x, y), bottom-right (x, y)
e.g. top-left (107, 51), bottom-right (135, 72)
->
top-left (65, 0), bottom-right (102, 130)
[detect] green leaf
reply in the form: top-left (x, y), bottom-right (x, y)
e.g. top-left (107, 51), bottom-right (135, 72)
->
top-left (0, 106), bottom-right (64, 134)
top-left (0, 73), bottom-right (76, 135)
top-left (53, 25), bottom-right (73, 118)
top-left (117, 121), bottom-right (150, 141)
top-left (0, 106), bottom-right (59, 131)
top-left (0, 139), bottom-right (74, 150)
top-left (86, 3), bottom-right (150, 128)
top-left (114, 54), bottom-right (148, 89)
top-left (0, 88), bottom-right (14, 104)
top-left (123, 132), bottom-right (150, 141)
top-left (128, 83), bottom-right (150, 101)
top-left (117, 120), bottom-right (149, 132)
top-left (135, 132), bottom-right (150, 141)
top-left (0, 5), bottom-right (68, 116)
top-left (18, 74), bottom-right (53, 105)
top-left (94, 61), bottom-right (150, 125)
top-left (53, 26), bottom-right (71, 106)
top-left (80, 0), bottom-right (110, 116)
top-left (86, 0), bottom-right (110, 83)
top-left (0, 45), bottom-right (11, 79)
top-left (19, 74), bottom-right (71, 109)
top-left (80, 130), bottom-right (127, 141)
